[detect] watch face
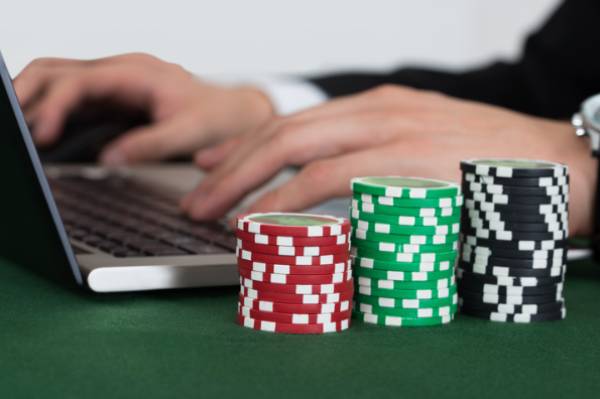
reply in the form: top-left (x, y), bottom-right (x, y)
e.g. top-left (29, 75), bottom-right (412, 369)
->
top-left (594, 109), bottom-right (600, 125)
top-left (583, 94), bottom-right (600, 130)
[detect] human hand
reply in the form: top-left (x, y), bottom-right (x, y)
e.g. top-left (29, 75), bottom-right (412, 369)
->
top-left (14, 53), bottom-right (274, 164)
top-left (182, 85), bottom-right (596, 236)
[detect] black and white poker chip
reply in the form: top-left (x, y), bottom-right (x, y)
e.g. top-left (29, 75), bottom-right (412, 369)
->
top-left (461, 216), bottom-right (568, 233)
top-left (461, 243), bottom-right (567, 261)
top-left (458, 297), bottom-right (565, 314)
top-left (462, 181), bottom-right (568, 197)
top-left (457, 278), bottom-right (564, 296)
top-left (459, 304), bottom-right (566, 322)
top-left (462, 252), bottom-right (566, 269)
top-left (460, 159), bottom-right (568, 179)
top-left (462, 188), bottom-right (569, 206)
top-left (464, 208), bottom-right (568, 224)
top-left (459, 261), bottom-right (566, 277)
top-left (464, 199), bottom-right (568, 215)
top-left (458, 288), bottom-right (564, 305)
top-left (463, 172), bottom-right (569, 188)
top-left (461, 226), bottom-right (567, 241)
top-left (460, 235), bottom-right (568, 251)
top-left (456, 268), bottom-right (564, 287)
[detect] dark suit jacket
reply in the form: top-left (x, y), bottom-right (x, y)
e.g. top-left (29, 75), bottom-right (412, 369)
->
top-left (310, 0), bottom-right (599, 120)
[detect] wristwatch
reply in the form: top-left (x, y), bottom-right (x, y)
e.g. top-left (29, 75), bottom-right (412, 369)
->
top-left (572, 94), bottom-right (600, 155)
top-left (572, 94), bottom-right (600, 258)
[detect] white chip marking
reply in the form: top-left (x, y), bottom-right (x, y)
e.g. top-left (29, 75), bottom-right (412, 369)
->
top-left (410, 188), bottom-right (427, 199)
top-left (396, 253), bottom-right (414, 262)
top-left (307, 226), bottom-right (323, 237)
top-left (256, 234), bottom-right (269, 244)
top-left (276, 236), bottom-right (293, 246)
top-left (398, 216), bottom-right (415, 225)
top-left (359, 303), bottom-right (373, 313)
top-left (379, 242), bottom-right (395, 252)
top-left (378, 280), bottom-right (394, 289)
top-left (374, 223), bottom-right (390, 234)
top-left (379, 297), bottom-right (395, 307)
top-left (386, 186), bottom-right (404, 197)
top-left (273, 264), bottom-right (289, 274)
top-left (379, 196), bottom-right (394, 206)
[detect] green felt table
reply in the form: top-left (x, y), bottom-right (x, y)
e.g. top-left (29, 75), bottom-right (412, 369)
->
top-left (1, 257), bottom-right (599, 399)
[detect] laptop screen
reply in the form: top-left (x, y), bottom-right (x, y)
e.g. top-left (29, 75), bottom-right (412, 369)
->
top-left (0, 53), bottom-right (83, 286)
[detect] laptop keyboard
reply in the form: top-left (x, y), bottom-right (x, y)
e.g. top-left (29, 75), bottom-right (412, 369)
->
top-left (49, 174), bottom-right (236, 257)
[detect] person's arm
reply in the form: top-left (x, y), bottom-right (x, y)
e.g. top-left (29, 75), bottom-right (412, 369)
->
top-left (185, 85), bottom-right (597, 237)
top-left (309, 0), bottom-right (600, 119)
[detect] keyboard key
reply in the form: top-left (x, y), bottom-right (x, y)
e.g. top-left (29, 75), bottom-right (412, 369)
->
top-left (50, 174), bottom-right (234, 258)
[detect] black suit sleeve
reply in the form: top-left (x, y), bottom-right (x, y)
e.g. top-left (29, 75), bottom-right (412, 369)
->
top-left (309, 0), bottom-right (600, 119)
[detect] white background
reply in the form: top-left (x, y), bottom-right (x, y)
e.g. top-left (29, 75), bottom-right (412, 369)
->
top-left (2, 0), bottom-right (560, 78)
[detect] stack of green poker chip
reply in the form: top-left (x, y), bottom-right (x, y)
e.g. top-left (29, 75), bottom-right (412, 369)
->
top-left (349, 176), bottom-right (463, 327)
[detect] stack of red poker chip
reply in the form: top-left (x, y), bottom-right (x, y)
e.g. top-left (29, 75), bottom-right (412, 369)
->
top-left (235, 212), bottom-right (353, 334)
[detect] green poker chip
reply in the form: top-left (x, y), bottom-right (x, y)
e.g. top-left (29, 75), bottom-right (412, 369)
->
top-left (351, 218), bottom-right (460, 236)
top-left (352, 236), bottom-right (458, 254)
top-left (354, 267), bottom-right (454, 281)
top-left (351, 176), bottom-right (460, 199)
top-left (355, 290), bottom-right (457, 305)
top-left (354, 310), bottom-right (454, 327)
top-left (352, 198), bottom-right (461, 217)
top-left (354, 192), bottom-right (463, 209)
top-left (351, 207), bottom-right (460, 227)
top-left (352, 228), bottom-right (459, 245)
top-left (356, 275), bottom-right (456, 291)
top-left (353, 246), bottom-right (458, 263)
top-left (355, 301), bottom-right (457, 318)
top-left (352, 228), bottom-right (459, 246)
top-left (352, 256), bottom-right (454, 273)
top-left (357, 283), bottom-right (457, 299)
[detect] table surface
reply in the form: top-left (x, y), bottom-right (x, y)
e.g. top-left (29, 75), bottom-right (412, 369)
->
top-left (1, 257), bottom-right (599, 399)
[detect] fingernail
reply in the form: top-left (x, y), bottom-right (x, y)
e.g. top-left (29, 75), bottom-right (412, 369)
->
top-left (100, 150), bottom-right (126, 166)
top-left (189, 206), bottom-right (209, 220)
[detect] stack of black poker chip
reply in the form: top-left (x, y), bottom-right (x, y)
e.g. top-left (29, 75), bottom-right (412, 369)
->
top-left (457, 159), bottom-right (569, 323)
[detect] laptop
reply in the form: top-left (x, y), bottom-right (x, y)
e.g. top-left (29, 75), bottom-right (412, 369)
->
top-left (0, 52), bottom-right (267, 293)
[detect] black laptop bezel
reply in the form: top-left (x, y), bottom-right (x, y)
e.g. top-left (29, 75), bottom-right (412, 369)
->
top-left (0, 52), bottom-right (83, 285)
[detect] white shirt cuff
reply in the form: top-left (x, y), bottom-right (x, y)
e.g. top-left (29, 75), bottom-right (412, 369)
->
top-left (246, 77), bottom-right (328, 116)
top-left (202, 75), bottom-right (328, 116)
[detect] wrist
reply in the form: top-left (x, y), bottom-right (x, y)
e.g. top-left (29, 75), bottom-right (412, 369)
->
top-left (563, 132), bottom-right (598, 237)
top-left (231, 85), bottom-right (276, 130)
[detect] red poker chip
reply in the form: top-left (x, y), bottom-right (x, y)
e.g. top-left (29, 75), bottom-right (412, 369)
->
top-left (237, 314), bottom-right (351, 334)
top-left (236, 212), bottom-right (351, 237)
top-left (240, 286), bottom-right (354, 304)
top-left (236, 247), bottom-right (350, 266)
top-left (235, 229), bottom-right (349, 247)
top-left (240, 276), bottom-right (354, 295)
top-left (237, 239), bottom-right (350, 257)
top-left (237, 258), bottom-right (352, 275)
top-left (238, 293), bottom-right (352, 314)
top-left (238, 266), bottom-right (353, 285)
top-left (238, 304), bottom-right (352, 324)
